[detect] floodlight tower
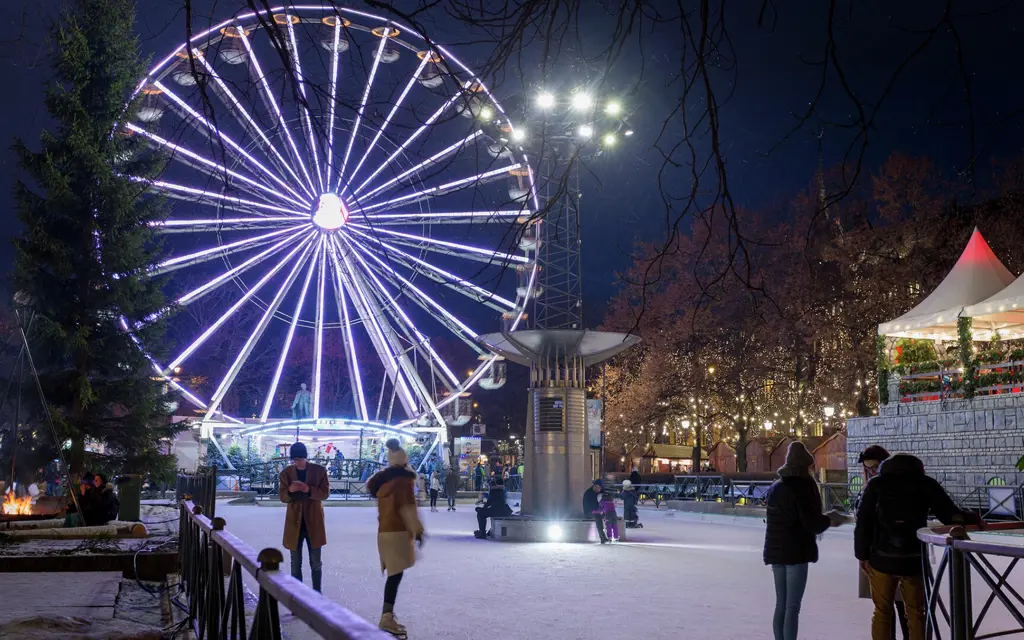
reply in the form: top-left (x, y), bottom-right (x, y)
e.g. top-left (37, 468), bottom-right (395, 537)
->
top-left (479, 88), bottom-right (639, 539)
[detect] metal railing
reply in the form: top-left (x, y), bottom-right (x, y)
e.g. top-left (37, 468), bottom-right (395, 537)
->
top-left (178, 500), bottom-right (391, 639)
top-left (177, 467), bottom-right (217, 519)
top-left (918, 522), bottom-right (1024, 639)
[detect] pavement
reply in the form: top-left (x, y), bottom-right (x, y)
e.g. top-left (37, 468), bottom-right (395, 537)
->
top-left (218, 503), bottom-right (877, 640)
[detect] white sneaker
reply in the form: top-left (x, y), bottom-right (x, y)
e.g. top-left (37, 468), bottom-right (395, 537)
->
top-left (379, 612), bottom-right (407, 637)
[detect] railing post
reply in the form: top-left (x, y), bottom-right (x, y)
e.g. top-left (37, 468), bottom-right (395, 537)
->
top-left (948, 526), bottom-right (971, 640)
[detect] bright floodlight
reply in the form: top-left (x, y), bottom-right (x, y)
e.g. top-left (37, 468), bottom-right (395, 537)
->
top-left (602, 133), bottom-right (616, 146)
top-left (624, 129), bottom-right (634, 136)
top-left (478, 105), bottom-right (494, 121)
top-left (571, 91), bottom-right (593, 111)
top-left (536, 91), bottom-right (555, 109)
top-left (578, 124), bottom-right (594, 139)
top-left (312, 192), bottom-right (348, 231)
top-left (547, 524), bottom-right (564, 541)
top-left (605, 101), bottom-right (622, 116)
top-left (511, 128), bottom-right (526, 143)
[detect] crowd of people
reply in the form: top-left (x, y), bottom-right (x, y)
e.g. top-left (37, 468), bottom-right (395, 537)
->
top-left (763, 441), bottom-right (982, 640)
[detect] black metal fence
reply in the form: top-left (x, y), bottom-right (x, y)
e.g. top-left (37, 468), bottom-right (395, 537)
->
top-left (177, 467), bottom-right (217, 519)
top-left (225, 458), bottom-right (385, 501)
top-left (178, 500), bottom-right (391, 639)
top-left (919, 521), bottom-right (1024, 639)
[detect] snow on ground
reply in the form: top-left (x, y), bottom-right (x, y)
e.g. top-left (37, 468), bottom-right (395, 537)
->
top-left (220, 503), bottom-right (875, 639)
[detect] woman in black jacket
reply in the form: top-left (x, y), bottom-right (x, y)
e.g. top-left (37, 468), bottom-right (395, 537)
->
top-left (763, 442), bottom-right (841, 640)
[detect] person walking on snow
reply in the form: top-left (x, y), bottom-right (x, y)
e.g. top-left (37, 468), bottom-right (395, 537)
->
top-left (855, 453), bottom-right (981, 640)
top-left (429, 471), bottom-right (440, 512)
top-left (763, 441), bottom-right (844, 640)
top-left (367, 443), bottom-right (424, 638)
top-left (278, 442), bottom-right (330, 592)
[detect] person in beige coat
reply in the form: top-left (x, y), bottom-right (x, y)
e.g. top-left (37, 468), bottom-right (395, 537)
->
top-left (278, 442), bottom-right (330, 592)
top-left (367, 441), bottom-right (424, 637)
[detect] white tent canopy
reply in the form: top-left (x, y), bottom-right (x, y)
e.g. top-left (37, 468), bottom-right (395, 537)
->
top-left (964, 266), bottom-right (1024, 340)
top-left (878, 229), bottom-right (1015, 339)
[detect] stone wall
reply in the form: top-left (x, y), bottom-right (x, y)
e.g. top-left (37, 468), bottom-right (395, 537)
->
top-left (846, 394), bottom-right (1024, 488)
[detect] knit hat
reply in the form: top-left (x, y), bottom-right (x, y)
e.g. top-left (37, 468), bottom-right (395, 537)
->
top-left (385, 438), bottom-right (402, 452)
top-left (858, 445), bottom-right (890, 464)
top-left (622, 479), bottom-right (633, 489)
top-left (388, 447), bottom-right (409, 467)
top-left (778, 441), bottom-right (814, 477)
top-left (289, 442), bottom-right (308, 460)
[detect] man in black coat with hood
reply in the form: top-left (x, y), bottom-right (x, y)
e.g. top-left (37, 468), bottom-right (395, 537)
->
top-left (855, 452), bottom-right (981, 640)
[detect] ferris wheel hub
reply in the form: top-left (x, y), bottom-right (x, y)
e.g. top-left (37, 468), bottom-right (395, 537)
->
top-left (312, 192), bottom-right (349, 231)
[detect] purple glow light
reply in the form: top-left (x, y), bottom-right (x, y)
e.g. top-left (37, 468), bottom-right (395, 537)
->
top-left (286, 18), bottom-right (325, 192)
top-left (358, 131), bottom-right (483, 203)
top-left (261, 240), bottom-right (319, 422)
top-left (344, 226), bottom-right (515, 309)
top-left (153, 81), bottom-right (309, 206)
top-left (205, 240), bottom-right (318, 420)
top-left (153, 216), bottom-right (298, 231)
top-left (196, 53), bottom-right (315, 201)
top-left (346, 223), bottom-right (528, 264)
top-left (347, 53), bottom-right (429, 187)
top-left (238, 26), bottom-right (317, 195)
top-left (325, 22), bottom-right (341, 190)
top-left (154, 225), bottom-right (300, 273)
top-left (126, 124), bottom-right (309, 211)
top-left (312, 239), bottom-right (327, 420)
top-left (352, 82), bottom-right (471, 196)
top-left (143, 178), bottom-right (307, 217)
top-left (337, 33), bottom-right (389, 188)
top-left (167, 234), bottom-right (315, 371)
top-left (358, 164), bottom-right (521, 214)
top-left (326, 241), bottom-right (368, 419)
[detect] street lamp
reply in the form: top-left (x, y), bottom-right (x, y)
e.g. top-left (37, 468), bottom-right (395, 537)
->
top-left (823, 406), bottom-right (835, 418)
top-left (536, 90), bottom-right (556, 109)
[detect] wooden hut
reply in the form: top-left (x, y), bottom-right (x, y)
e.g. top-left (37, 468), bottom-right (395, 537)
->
top-left (706, 441), bottom-right (737, 473)
top-left (768, 436), bottom-right (794, 471)
top-left (641, 444), bottom-right (694, 474)
top-left (743, 438), bottom-right (772, 473)
top-left (812, 431), bottom-right (848, 472)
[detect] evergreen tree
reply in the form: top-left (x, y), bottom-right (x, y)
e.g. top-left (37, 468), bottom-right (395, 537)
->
top-left (12, 0), bottom-right (182, 478)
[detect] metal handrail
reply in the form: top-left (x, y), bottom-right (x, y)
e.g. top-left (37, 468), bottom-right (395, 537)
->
top-left (178, 499), bottom-right (390, 639)
top-left (918, 521), bottom-right (1024, 639)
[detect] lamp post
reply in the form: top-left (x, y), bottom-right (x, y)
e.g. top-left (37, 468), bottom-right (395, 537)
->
top-left (823, 405), bottom-right (835, 436)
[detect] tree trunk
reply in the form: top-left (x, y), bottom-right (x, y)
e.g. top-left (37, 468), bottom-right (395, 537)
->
top-left (692, 424), bottom-right (704, 471)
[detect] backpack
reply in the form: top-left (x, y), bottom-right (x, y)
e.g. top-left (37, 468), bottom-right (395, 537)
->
top-left (875, 480), bottom-right (929, 554)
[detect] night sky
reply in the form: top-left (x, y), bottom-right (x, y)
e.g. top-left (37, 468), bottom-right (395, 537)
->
top-left (0, 1), bottom-right (1021, 429)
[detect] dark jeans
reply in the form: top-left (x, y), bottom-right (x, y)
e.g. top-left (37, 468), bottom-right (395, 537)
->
top-left (447, 492), bottom-right (456, 508)
top-left (429, 489), bottom-right (438, 508)
top-left (474, 476), bottom-right (482, 491)
top-left (593, 513), bottom-right (608, 542)
top-left (476, 507), bottom-right (494, 534)
top-left (290, 521), bottom-right (322, 592)
top-left (772, 564), bottom-right (809, 640)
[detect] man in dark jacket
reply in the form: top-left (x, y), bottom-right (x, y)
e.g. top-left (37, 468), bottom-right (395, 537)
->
top-left (855, 453), bottom-right (981, 640)
top-left (474, 477), bottom-right (512, 538)
top-left (583, 480), bottom-right (609, 543)
top-left (629, 468), bottom-right (642, 485)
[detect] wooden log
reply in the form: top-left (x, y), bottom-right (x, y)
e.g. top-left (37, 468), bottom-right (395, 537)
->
top-left (0, 522), bottom-right (148, 540)
top-left (0, 518), bottom-right (66, 531)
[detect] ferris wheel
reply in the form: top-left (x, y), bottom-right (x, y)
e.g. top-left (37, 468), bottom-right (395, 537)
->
top-left (125, 5), bottom-right (539, 440)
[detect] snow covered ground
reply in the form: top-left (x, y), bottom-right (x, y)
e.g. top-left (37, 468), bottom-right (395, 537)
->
top-left (220, 503), bottom-right (876, 639)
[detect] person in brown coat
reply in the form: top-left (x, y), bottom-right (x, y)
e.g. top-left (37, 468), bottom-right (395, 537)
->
top-left (367, 441), bottom-right (424, 638)
top-left (279, 442), bottom-right (330, 592)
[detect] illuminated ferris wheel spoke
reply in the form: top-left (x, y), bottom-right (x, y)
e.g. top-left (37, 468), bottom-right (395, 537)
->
top-left (154, 81), bottom-right (309, 206)
top-left (152, 216), bottom-right (299, 233)
top-left (346, 243), bottom-right (461, 389)
top-left (203, 239), bottom-right (318, 421)
top-left (145, 179), bottom-right (309, 217)
top-left (334, 239), bottom-right (419, 415)
top-left (352, 82), bottom-right (471, 196)
top-left (285, 17), bottom-right (324, 192)
top-left (346, 223), bottom-right (528, 265)
top-left (344, 236), bottom-right (484, 351)
top-left (166, 234), bottom-right (315, 372)
top-left (195, 52), bottom-right (315, 200)
top-left (260, 240), bottom-right (319, 423)
top-left (357, 131), bottom-right (483, 203)
top-left (151, 225), bottom-right (302, 276)
top-left (361, 210), bottom-right (524, 226)
top-left (312, 239), bottom-right (328, 420)
top-left (173, 229), bottom-right (308, 308)
top-left (336, 33), bottom-right (389, 191)
top-left (326, 240), bottom-right (368, 420)
top-left (346, 50), bottom-right (429, 188)
top-left (344, 226), bottom-right (515, 311)
top-left (325, 20), bottom-right (342, 189)
top-left (125, 124), bottom-right (309, 210)
top-left (357, 164), bottom-right (521, 215)
top-left (237, 25), bottom-right (317, 196)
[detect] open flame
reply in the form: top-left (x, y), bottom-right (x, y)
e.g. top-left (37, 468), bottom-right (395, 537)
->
top-left (2, 493), bottom-right (32, 516)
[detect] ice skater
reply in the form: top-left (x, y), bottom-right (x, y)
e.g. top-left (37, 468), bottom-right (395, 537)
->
top-left (600, 486), bottom-right (619, 542)
top-left (429, 471), bottom-right (440, 512)
top-left (367, 441), bottom-right (424, 638)
top-left (583, 479), bottom-right (609, 543)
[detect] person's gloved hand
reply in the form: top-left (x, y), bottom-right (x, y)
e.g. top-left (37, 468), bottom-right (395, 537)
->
top-left (415, 531), bottom-right (425, 548)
